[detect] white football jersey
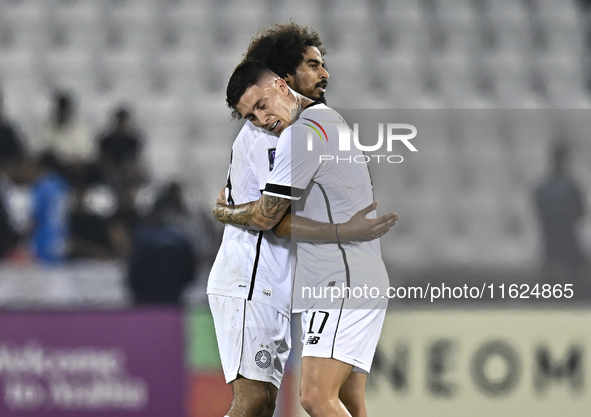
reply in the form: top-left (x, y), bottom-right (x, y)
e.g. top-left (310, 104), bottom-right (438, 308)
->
top-left (207, 121), bottom-right (292, 318)
top-left (263, 103), bottom-right (389, 310)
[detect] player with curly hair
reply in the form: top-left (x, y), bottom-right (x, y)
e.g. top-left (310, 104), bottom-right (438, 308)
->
top-left (227, 22), bottom-right (328, 120)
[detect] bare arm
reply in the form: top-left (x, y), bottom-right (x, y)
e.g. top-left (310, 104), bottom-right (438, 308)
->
top-left (274, 201), bottom-right (399, 242)
top-left (213, 193), bottom-right (291, 230)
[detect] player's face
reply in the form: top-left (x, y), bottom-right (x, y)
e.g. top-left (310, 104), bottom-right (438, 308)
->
top-left (284, 46), bottom-right (329, 103)
top-left (236, 76), bottom-right (294, 136)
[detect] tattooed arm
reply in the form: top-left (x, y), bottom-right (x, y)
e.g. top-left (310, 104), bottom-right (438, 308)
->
top-left (213, 194), bottom-right (292, 231)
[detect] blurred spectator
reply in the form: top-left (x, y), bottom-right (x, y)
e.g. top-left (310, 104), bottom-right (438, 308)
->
top-left (113, 186), bottom-right (143, 232)
top-left (35, 91), bottom-right (94, 167)
top-left (127, 201), bottom-right (196, 306)
top-left (69, 185), bottom-right (120, 260)
top-left (154, 181), bottom-right (219, 264)
top-left (0, 159), bottom-right (22, 259)
top-left (534, 142), bottom-right (588, 293)
top-left (97, 106), bottom-right (146, 191)
top-left (30, 152), bottom-right (70, 263)
top-left (0, 92), bottom-right (26, 167)
top-left (110, 186), bottom-right (144, 258)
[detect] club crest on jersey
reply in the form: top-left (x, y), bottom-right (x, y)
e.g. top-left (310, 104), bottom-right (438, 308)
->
top-left (268, 148), bottom-right (276, 171)
top-left (255, 350), bottom-right (272, 368)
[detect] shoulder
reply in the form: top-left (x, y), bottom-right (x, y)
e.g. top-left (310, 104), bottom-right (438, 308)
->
top-left (234, 121), bottom-right (277, 155)
top-left (251, 124), bottom-right (278, 149)
top-left (235, 121), bottom-right (265, 142)
top-left (233, 121), bottom-right (259, 150)
top-left (277, 125), bottom-right (299, 151)
top-left (299, 105), bottom-right (345, 133)
top-left (302, 103), bottom-right (340, 119)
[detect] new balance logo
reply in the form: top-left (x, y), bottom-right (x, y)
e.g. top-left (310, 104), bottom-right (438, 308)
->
top-left (306, 336), bottom-right (321, 345)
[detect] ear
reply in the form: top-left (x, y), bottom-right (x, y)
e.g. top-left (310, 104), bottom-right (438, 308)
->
top-left (276, 78), bottom-right (290, 96)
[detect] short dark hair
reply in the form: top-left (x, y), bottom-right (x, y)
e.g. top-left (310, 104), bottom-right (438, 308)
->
top-left (226, 60), bottom-right (276, 119)
top-left (246, 22), bottom-right (325, 78)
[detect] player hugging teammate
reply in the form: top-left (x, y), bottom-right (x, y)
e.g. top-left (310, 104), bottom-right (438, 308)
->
top-left (208, 23), bottom-right (398, 417)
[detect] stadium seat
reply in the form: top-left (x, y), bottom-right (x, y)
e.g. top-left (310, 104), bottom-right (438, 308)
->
top-left (51, 0), bottom-right (102, 25)
top-left (536, 0), bottom-right (580, 22)
top-left (0, 0), bottom-right (46, 23)
top-left (0, 9), bottom-right (45, 53)
top-left (271, 0), bottom-right (322, 29)
top-left (0, 48), bottom-right (36, 81)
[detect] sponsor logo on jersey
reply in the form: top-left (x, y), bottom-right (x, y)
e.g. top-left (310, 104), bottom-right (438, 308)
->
top-left (263, 288), bottom-right (272, 297)
top-left (306, 336), bottom-right (321, 345)
top-left (255, 350), bottom-right (272, 368)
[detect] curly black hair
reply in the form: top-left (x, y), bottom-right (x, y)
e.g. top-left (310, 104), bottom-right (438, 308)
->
top-left (245, 22), bottom-right (326, 78)
top-left (225, 22), bottom-right (325, 118)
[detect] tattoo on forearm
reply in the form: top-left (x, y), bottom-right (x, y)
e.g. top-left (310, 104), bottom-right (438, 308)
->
top-left (213, 202), bottom-right (257, 227)
top-left (260, 196), bottom-right (291, 220)
top-left (213, 196), bottom-right (290, 229)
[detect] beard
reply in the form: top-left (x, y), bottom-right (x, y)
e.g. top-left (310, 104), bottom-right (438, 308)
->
top-left (294, 78), bottom-right (328, 104)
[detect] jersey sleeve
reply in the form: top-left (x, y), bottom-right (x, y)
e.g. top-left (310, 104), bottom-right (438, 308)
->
top-left (263, 124), bottom-right (322, 201)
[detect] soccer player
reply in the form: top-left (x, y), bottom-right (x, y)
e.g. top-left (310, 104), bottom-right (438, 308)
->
top-left (208, 24), bottom-right (397, 417)
top-left (216, 59), bottom-right (395, 417)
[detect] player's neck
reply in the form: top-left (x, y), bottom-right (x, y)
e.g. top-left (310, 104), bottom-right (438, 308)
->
top-left (294, 94), bottom-right (315, 119)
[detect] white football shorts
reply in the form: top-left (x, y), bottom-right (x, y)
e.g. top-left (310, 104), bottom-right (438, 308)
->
top-left (209, 294), bottom-right (291, 389)
top-left (300, 297), bottom-right (387, 373)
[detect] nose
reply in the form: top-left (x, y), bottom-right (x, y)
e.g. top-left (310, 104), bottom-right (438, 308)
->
top-left (319, 66), bottom-right (329, 80)
top-left (254, 109), bottom-right (269, 128)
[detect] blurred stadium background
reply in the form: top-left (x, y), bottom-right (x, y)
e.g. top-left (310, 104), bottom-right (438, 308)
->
top-left (0, 0), bottom-right (590, 416)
